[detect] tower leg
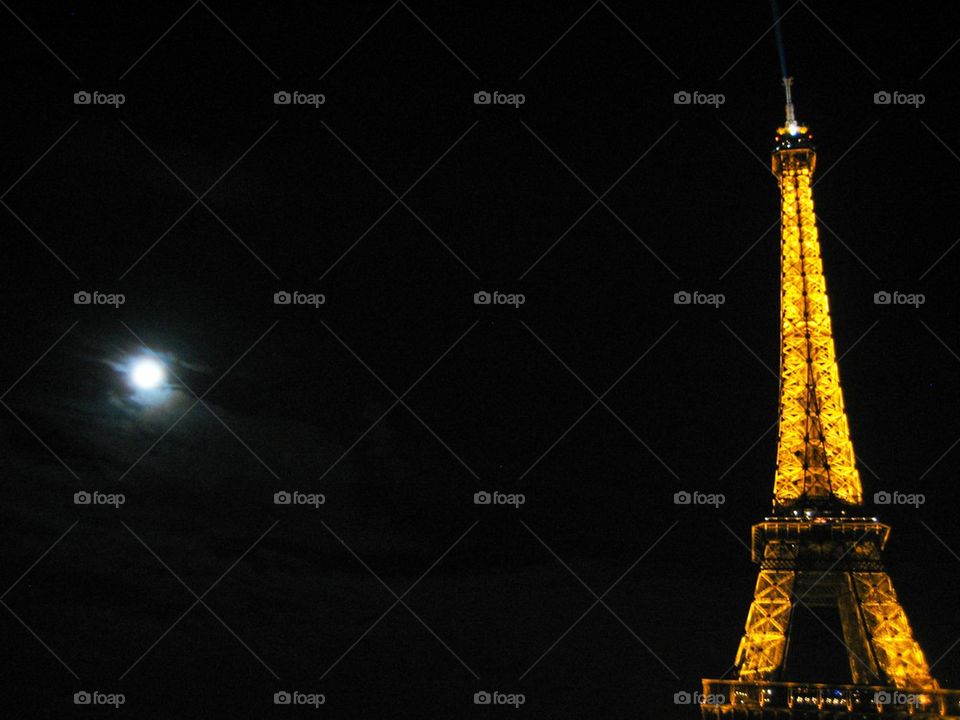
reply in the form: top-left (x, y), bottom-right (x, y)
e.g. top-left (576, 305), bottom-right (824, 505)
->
top-left (849, 571), bottom-right (938, 690)
top-left (735, 569), bottom-right (795, 680)
top-left (836, 572), bottom-right (881, 684)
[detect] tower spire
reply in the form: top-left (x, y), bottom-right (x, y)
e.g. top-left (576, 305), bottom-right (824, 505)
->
top-left (782, 76), bottom-right (797, 133)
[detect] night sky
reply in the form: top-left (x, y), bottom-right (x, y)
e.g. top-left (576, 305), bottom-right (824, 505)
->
top-left (2, 2), bottom-right (960, 718)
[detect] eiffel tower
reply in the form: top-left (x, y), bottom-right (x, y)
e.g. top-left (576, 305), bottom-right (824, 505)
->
top-left (700, 79), bottom-right (960, 718)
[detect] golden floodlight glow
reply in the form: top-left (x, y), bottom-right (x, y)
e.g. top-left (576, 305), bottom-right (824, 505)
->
top-left (700, 102), bottom-right (952, 717)
top-left (770, 138), bottom-right (862, 508)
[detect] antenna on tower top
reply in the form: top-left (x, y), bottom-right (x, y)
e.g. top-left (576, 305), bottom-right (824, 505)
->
top-left (782, 76), bottom-right (799, 135)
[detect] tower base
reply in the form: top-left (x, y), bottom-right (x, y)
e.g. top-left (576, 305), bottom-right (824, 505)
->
top-left (700, 679), bottom-right (960, 719)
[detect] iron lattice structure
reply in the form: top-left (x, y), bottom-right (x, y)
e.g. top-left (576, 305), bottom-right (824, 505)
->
top-left (700, 104), bottom-right (956, 718)
top-left (772, 136), bottom-right (861, 508)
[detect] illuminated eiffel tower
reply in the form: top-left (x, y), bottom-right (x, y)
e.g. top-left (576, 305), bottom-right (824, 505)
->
top-left (700, 80), bottom-right (960, 718)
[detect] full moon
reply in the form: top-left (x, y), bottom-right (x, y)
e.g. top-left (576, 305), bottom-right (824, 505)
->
top-left (129, 357), bottom-right (166, 390)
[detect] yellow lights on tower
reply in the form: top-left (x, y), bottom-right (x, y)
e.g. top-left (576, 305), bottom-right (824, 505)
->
top-left (771, 140), bottom-right (862, 508)
top-left (701, 110), bottom-right (949, 717)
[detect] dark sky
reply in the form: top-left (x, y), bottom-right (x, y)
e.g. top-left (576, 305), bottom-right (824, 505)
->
top-left (2, 2), bottom-right (960, 718)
